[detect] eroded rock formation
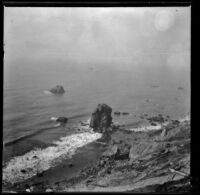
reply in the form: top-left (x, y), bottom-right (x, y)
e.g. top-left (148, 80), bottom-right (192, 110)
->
top-left (90, 104), bottom-right (112, 133)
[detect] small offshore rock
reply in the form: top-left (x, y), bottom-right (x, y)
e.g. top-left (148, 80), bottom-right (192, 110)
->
top-left (114, 111), bottom-right (121, 115)
top-left (122, 112), bottom-right (129, 115)
top-left (178, 86), bottom-right (184, 90)
top-left (50, 85), bottom-right (65, 94)
top-left (147, 115), bottom-right (166, 123)
top-left (152, 85), bottom-right (159, 88)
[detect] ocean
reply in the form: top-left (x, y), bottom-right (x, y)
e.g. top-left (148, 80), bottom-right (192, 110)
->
top-left (3, 57), bottom-right (190, 184)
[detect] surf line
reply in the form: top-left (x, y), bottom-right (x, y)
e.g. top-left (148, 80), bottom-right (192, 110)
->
top-left (3, 132), bottom-right (102, 184)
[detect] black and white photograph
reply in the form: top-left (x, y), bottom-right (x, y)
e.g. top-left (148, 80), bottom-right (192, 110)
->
top-left (3, 6), bottom-right (191, 193)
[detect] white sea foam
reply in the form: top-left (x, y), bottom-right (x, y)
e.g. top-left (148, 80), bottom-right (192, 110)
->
top-left (54, 123), bottom-right (61, 127)
top-left (179, 115), bottom-right (190, 122)
top-left (51, 117), bottom-right (58, 121)
top-left (128, 114), bottom-right (190, 132)
top-left (43, 90), bottom-right (53, 95)
top-left (3, 132), bottom-right (102, 184)
top-left (128, 123), bottom-right (165, 132)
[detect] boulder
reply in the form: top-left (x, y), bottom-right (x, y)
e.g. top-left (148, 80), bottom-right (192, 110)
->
top-left (90, 104), bottom-right (112, 133)
top-left (50, 85), bottom-right (65, 94)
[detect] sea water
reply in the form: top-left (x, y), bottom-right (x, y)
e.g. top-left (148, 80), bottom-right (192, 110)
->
top-left (3, 58), bottom-right (190, 184)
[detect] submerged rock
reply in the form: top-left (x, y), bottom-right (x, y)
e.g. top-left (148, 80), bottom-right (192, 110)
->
top-left (147, 114), bottom-right (166, 123)
top-left (122, 112), bottom-right (129, 115)
top-left (178, 86), bottom-right (184, 90)
top-left (56, 117), bottom-right (68, 124)
top-left (114, 111), bottom-right (121, 115)
top-left (90, 104), bottom-right (112, 133)
top-left (152, 85), bottom-right (159, 88)
top-left (50, 85), bottom-right (65, 94)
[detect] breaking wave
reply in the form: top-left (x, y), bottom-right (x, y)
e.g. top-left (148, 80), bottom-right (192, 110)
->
top-left (3, 131), bottom-right (102, 184)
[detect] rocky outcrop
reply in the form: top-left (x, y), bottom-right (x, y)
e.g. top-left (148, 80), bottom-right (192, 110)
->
top-left (50, 85), bottom-right (65, 94)
top-left (90, 104), bottom-right (112, 133)
top-left (147, 114), bottom-right (167, 123)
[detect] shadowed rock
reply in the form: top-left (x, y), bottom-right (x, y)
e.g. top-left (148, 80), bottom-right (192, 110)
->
top-left (90, 104), bottom-right (112, 133)
top-left (50, 85), bottom-right (65, 94)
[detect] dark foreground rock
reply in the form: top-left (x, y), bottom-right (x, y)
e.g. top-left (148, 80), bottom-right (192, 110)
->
top-left (50, 85), bottom-right (65, 94)
top-left (90, 104), bottom-right (112, 133)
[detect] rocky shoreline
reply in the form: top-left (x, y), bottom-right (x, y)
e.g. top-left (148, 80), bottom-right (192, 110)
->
top-left (54, 118), bottom-right (190, 192)
top-left (2, 104), bottom-right (191, 193)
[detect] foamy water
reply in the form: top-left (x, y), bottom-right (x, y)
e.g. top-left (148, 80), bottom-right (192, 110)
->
top-left (128, 115), bottom-right (190, 132)
top-left (3, 131), bottom-right (102, 184)
top-left (43, 90), bottom-right (53, 95)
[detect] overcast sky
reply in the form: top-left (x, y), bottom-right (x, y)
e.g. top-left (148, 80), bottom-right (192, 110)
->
top-left (4, 7), bottom-right (190, 70)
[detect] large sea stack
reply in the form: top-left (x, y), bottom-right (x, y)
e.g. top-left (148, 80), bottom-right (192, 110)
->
top-left (90, 103), bottom-right (112, 133)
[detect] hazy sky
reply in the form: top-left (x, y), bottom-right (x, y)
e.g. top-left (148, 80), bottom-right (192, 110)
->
top-left (4, 7), bottom-right (190, 70)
